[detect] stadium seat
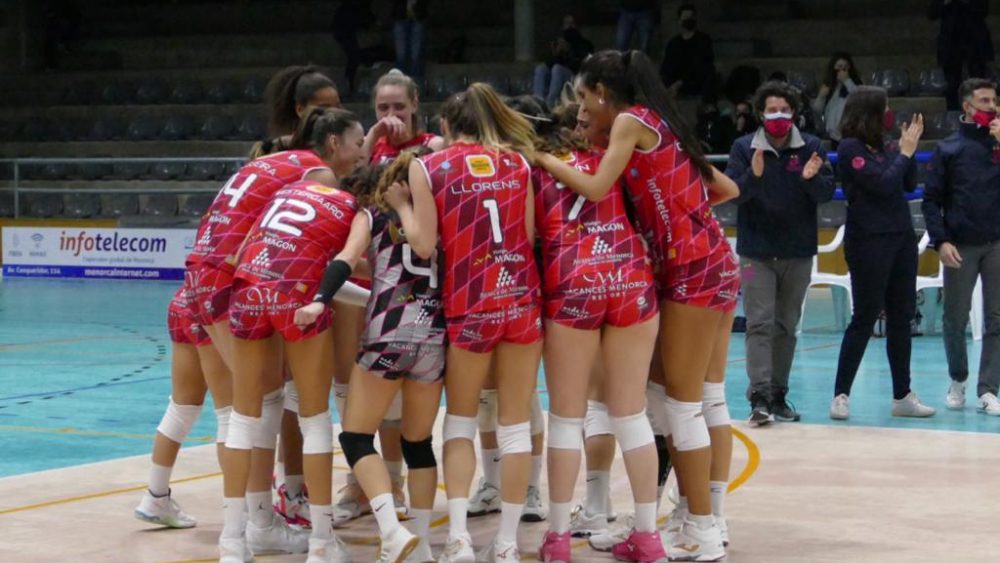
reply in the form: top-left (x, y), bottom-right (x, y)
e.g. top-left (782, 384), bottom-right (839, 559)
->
top-left (241, 77), bottom-right (267, 103)
top-left (180, 194), bottom-right (214, 217)
top-left (135, 79), bottom-right (168, 104)
top-left (26, 194), bottom-right (64, 218)
top-left (149, 161), bottom-right (188, 181)
top-left (200, 115), bottom-right (236, 140)
top-left (39, 162), bottom-right (75, 180)
top-left (88, 119), bottom-right (125, 141)
top-left (170, 82), bottom-right (205, 104)
top-left (22, 118), bottom-right (54, 142)
top-left (126, 116), bottom-right (163, 141)
top-left (161, 115), bottom-right (197, 141)
top-left (63, 193), bottom-right (102, 218)
top-left (188, 161), bottom-right (226, 181)
top-left (871, 69), bottom-right (910, 97)
top-left (77, 160), bottom-right (113, 181)
top-left (0, 120), bottom-right (21, 142)
top-left (205, 81), bottom-right (239, 104)
top-left (713, 202), bottom-right (737, 227)
top-left (425, 114), bottom-right (442, 135)
top-left (915, 69), bottom-right (948, 97)
top-left (236, 115), bottom-right (266, 141)
top-left (101, 82), bottom-right (135, 105)
top-left (785, 70), bottom-right (817, 98)
top-left (817, 200), bottom-right (847, 229)
top-left (427, 75), bottom-right (466, 101)
top-left (61, 82), bottom-right (98, 105)
top-left (0, 191), bottom-right (16, 217)
top-left (112, 161), bottom-right (149, 180)
top-left (101, 194), bottom-right (140, 217)
top-left (509, 74), bottom-right (533, 97)
top-left (223, 160), bottom-right (243, 176)
top-left (928, 110), bottom-right (962, 139)
top-left (141, 194), bottom-right (179, 216)
top-left (353, 75), bottom-right (378, 101)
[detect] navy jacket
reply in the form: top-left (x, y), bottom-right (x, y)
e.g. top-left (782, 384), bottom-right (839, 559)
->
top-left (837, 137), bottom-right (917, 238)
top-left (726, 129), bottom-right (836, 259)
top-left (922, 122), bottom-right (1000, 248)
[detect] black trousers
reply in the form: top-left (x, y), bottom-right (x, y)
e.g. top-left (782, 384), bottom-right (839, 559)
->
top-left (943, 57), bottom-right (989, 110)
top-left (834, 231), bottom-right (918, 399)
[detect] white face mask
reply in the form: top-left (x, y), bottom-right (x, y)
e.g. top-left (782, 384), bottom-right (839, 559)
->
top-left (763, 112), bottom-right (794, 121)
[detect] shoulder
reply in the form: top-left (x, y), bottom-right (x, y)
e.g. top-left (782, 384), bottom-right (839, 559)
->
top-left (732, 134), bottom-right (755, 150)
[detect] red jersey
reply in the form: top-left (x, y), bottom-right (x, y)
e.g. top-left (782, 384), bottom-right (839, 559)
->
top-left (534, 148), bottom-right (650, 295)
top-left (187, 150), bottom-right (328, 271)
top-left (621, 105), bottom-right (728, 268)
top-left (419, 142), bottom-right (541, 317)
top-left (370, 133), bottom-right (437, 165)
top-left (234, 181), bottom-right (358, 291)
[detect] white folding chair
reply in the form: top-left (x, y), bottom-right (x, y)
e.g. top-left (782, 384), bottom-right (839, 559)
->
top-left (799, 224), bottom-right (853, 334)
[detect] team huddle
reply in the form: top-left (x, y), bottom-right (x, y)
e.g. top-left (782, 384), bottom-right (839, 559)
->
top-left (135, 49), bottom-right (740, 563)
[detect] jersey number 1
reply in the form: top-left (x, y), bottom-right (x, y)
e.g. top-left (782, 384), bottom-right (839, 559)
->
top-left (482, 199), bottom-right (504, 243)
top-left (556, 181), bottom-right (585, 221)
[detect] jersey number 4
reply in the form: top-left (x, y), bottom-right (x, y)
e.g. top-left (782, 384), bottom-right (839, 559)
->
top-left (219, 173), bottom-right (258, 208)
top-left (402, 244), bottom-right (439, 288)
top-left (260, 198), bottom-right (316, 237)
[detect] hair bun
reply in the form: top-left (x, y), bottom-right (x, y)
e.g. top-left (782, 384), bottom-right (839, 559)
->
top-left (386, 68), bottom-right (405, 77)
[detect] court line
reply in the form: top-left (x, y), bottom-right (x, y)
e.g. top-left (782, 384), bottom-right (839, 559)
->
top-left (0, 335), bottom-right (151, 352)
top-left (0, 375), bottom-right (170, 402)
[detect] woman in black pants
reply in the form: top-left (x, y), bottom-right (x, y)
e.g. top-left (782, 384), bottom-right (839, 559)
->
top-left (829, 86), bottom-right (936, 420)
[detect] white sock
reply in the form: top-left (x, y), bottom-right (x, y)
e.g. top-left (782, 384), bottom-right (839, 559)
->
top-left (677, 495), bottom-right (688, 512)
top-left (247, 491), bottom-right (272, 527)
top-left (550, 501), bottom-right (572, 534)
top-left (709, 481), bottom-right (727, 518)
top-left (148, 463), bottom-right (172, 497)
top-left (310, 504), bottom-right (334, 540)
top-left (585, 471), bottom-right (609, 515)
top-left (285, 474), bottom-right (304, 499)
top-left (689, 512), bottom-right (714, 530)
top-left (448, 498), bottom-right (469, 537)
top-left (387, 461), bottom-right (404, 486)
top-left (347, 471), bottom-right (358, 487)
top-left (497, 501), bottom-right (524, 544)
top-left (530, 455), bottom-right (543, 488)
top-left (409, 508), bottom-right (432, 538)
top-left (635, 502), bottom-right (657, 532)
top-left (222, 496), bottom-right (246, 539)
top-left (371, 492), bottom-right (401, 537)
top-left (656, 484), bottom-right (665, 512)
top-left (481, 447), bottom-right (500, 487)
top-left (275, 460), bottom-right (286, 486)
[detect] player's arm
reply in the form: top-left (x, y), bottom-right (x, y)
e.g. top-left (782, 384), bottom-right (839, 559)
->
top-left (392, 159), bottom-right (438, 260)
top-left (706, 168), bottom-right (740, 205)
top-left (294, 212), bottom-right (371, 326)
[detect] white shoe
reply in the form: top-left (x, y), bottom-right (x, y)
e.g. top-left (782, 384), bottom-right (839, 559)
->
top-left (569, 505), bottom-right (609, 537)
top-left (521, 485), bottom-right (547, 522)
top-left (478, 537), bottom-right (520, 562)
top-left (829, 394), bottom-right (850, 420)
top-left (716, 517), bottom-right (729, 547)
top-left (219, 536), bottom-right (254, 563)
top-left (135, 489), bottom-right (197, 528)
top-left (668, 519), bottom-right (725, 562)
top-left (405, 538), bottom-right (435, 562)
top-left (467, 478), bottom-right (501, 517)
top-left (946, 380), bottom-right (967, 410)
top-left (663, 505), bottom-right (687, 538)
top-left (332, 482), bottom-right (371, 527)
top-left (377, 526), bottom-right (420, 563)
top-left (588, 525), bottom-right (631, 552)
top-left (977, 392), bottom-right (1000, 416)
top-left (246, 513), bottom-right (310, 554)
top-left (891, 392), bottom-right (936, 418)
top-left (437, 533), bottom-right (475, 563)
top-left (306, 536), bottom-right (352, 563)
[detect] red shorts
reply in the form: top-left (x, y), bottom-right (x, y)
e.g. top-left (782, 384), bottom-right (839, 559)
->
top-left (661, 251), bottom-right (740, 312)
top-left (186, 265), bottom-right (235, 327)
top-left (228, 280), bottom-right (332, 342)
top-left (447, 303), bottom-right (543, 353)
top-left (167, 290), bottom-right (211, 346)
top-left (544, 271), bottom-right (658, 330)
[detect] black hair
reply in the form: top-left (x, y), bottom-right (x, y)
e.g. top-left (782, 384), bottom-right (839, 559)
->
top-left (822, 52), bottom-right (863, 95)
top-left (678, 3), bottom-right (696, 17)
top-left (959, 77), bottom-right (997, 102)
top-left (264, 65), bottom-right (338, 137)
top-left (752, 80), bottom-right (802, 115)
top-left (839, 86), bottom-right (889, 148)
top-left (289, 106), bottom-right (360, 156)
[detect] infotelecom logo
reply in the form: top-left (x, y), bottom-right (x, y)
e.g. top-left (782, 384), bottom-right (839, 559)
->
top-left (59, 231), bottom-right (168, 257)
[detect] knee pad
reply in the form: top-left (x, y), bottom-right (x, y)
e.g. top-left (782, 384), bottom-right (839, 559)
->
top-left (214, 406), bottom-right (232, 444)
top-left (255, 388), bottom-right (284, 449)
top-left (443, 414), bottom-right (478, 444)
top-left (156, 397), bottom-right (203, 444)
top-left (384, 390), bottom-right (402, 423)
top-left (611, 411), bottom-right (655, 452)
top-left (530, 392), bottom-right (545, 436)
top-left (655, 434), bottom-right (671, 487)
top-left (333, 383), bottom-right (349, 421)
top-left (298, 410), bottom-right (333, 455)
top-left (497, 421), bottom-right (532, 457)
top-left (646, 382), bottom-right (670, 437)
top-left (401, 436), bottom-right (436, 469)
top-left (664, 396), bottom-right (710, 452)
top-left (477, 389), bottom-right (497, 433)
top-left (225, 411), bottom-right (260, 451)
top-left (583, 400), bottom-right (613, 439)
top-left (702, 382), bottom-right (731, 428)
top-left (547, 414), bottom-right (584, 450)
top-left (283, 380), bottom-right (299, 415)
top-left (338, 431), bottom-right (377, 468)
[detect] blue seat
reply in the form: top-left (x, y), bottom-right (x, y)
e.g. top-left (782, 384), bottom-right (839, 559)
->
top-left (180, 194), bottom-right (214, 217)
top-left (61, 82), bottom-right (98, 105)
top-left (241, 77), bottom-right (267, 103)
top-left (39, 162), bottom-right (75, 180)
top-left (64, 193), bottom-right (102, 218)
top-left (141, 194), bottom-right (179, 216)
top-left (161, 115), bottom-right (197, 141)
top-left (916, 69), bottom-right (948, 97)
top-left (871, 69), bottom-right (911, 97)
top-left (223, 160), bottom-right (243, 176)
top-left (101, 82), bottom-right (134, 105)
top-left (0, 120), bottom-right (21, 142)
top-left (427, 75), bottom-right (466, 100)
top-left (77, 161), bottom-right (113, 181)
top-left (0, 192), bottom-right (16, 217)
top-left (509, 74), bottom-right (533, 97)
top-left (785, 70), bottom-right (818, 98)
top-left (200, 115), bottom-right (236, 140)
top-left (206, 81), bottom-right (238, 104)
top-left (170, 82), bottom-right (205, 104)
top-left (150, 161), bottom-right (188, 180)
top-left (22, 118), bottom-right (54, 142)
top-left (126, 116), bottom-right (163, 140)
top-left (929, 110), bottom-right (962, 139)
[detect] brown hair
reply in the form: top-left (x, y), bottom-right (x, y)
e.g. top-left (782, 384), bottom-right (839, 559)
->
top-left (370, 147), bottom-right (433, 211)
top-left (264, 65), bottom-right (338, 137)
top-left (839, 86), bottom-right (889, 148)
top-left (440, 82), bottom-right (536, 154)
top-left (373, 69), bottom-right (423, 133)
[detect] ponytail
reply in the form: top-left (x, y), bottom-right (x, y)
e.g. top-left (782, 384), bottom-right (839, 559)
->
top-left (441, 82), bottom-right (536, 154)
top-left (264, 65), bottom-right (338, 137)
top-left (289, 106), bottom-right (360, 156)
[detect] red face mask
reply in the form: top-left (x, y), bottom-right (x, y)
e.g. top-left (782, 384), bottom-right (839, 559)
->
top-left (763, 113), bottom-right (794, 138)
top-left (882, 109), bottom-right (896, 131)
top-left (972, 108), bottom-right (998, 128)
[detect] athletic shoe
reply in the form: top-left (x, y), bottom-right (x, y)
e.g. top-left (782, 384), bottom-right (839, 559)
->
top-left (666, 485), bottom-right (680, 507)
top-left (747, 391), bottom-right (773, 427)
top-left (393, 480), bottom-right (409, 518)
top-left (478, 537), bottom-right (521, 562)
top-left (663, 505), bottom-right (687, 538)
top-left (306, 536), bottom-right (352, 563)
top-left (716, 517), bottom-right (729, 547)
top-left (770, 389), bottom-right (801, 422)
top-left (538, 530), bottom-right (572, 562)
top-left (134, 489), bottom-right (197, 528)
top-left (946, 380), bottom-right (967, 410)
top-left (219, 536), bottom-right (254, 563)
top-left (977, 392), bottom-right (1000, 416)
top-left (522, 485), bottom-right (547, 522)
top-left (405, 538), bottom-right (435, 562)
top-left (829, 394), bottom-right (850, 420)
top-left (891, 392), bottom-right (936, 418)
top-left (332, 481), bottom-right (371, 527)
top-left (437, 533), bottom-right (475, 563)
top-left (377, 526), bottom-right (420, 563)
top-left (668, 519), bottom-right (725, 562)
top-left (247, 512), bottom-right (310, 554)
top-left (274, 484), bottom-right (311, 527)
top-left (467, 478), bottom-right (501, 517)
top-left (610, 529), bottom-right (668, 562)
top-left (588, 515), bottom-right (634, 552)
top-left (569, 505), bottom-right (609, 537)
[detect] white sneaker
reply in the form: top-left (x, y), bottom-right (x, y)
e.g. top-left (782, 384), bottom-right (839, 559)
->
top-left (663, 505), bottom-right (687, 538)
top-left (668, 519), bottom-right (725, 562)
top-left (246, 513), bottom-right (310, 554)
top-left (521, 485), bottom-right (547, 522)
top-left (306, 536), bottom-right (352, 563)
top-left (569, 505), bottom-right (609, 537)
top-left (829, 394), bottom-right (850, 420)
top-left (946, 380), bottom-right (967, 410)
top-left (977, 392), bottom-right (1000, 416)
top-left (478, 537), bottom-right (520, 562)
top-left (405, 538), bottom-right (435, 562)
top-left (588, 525), bottom-right (631, 552)
top-left (219, 536), bottom-right (254, 563)
top-left (437, 533), bottom-right (475, 563)
top-left (891, 392), bottom-right (936, 418)
top-left (467, 478), bottom-right (501, 517)
top-left (716, 517), bottom-right (729, 547)
top-left (377, 526), bottom-right (420, 563)
top-left (332, 482), bottom-right (371, 527)
top-left (135, 489), bottom-right (197, 528)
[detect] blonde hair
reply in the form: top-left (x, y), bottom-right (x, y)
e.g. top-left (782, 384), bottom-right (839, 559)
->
top-left (371, 147), bottom-right (432, 211)
top-left (440, 82), bottom-right (536, 154)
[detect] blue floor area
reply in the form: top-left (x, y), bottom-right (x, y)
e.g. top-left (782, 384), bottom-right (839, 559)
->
top-left (0, 279), bottom-right (995, 478)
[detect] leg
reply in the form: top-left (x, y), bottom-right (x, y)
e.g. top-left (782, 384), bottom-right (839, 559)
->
top-left (401, 378), bottom-right (444, 540)
top-left (978, 241), bottom-right (1000, 397)
top-left (470, 365), bottom-right (501, 516)
top-left (740, 258), bottom-right (778, 400)
top-left (409, 20), bottom-right (425, 76)
top-left (546, 64), bottom-right (574, 109)
top-left (615, 11), bottom-right (635, 51)
top-left (393, 20), bottom-right (408, 73)
top-left (705, 312), bottom-right (735, 531)
top-left (533, 63), bottom-right (551, 101)
top-left (771, 258), bottom-right (812, 394)
top-left (943, 60), bottom-right (963, 110)
top-left (636, 10), bottom-right (655, 52)
top-left (943, 245), bottom-right (981, 386)
top-left (197, 343), bottom-right (233, 466)
top-left (584, 358), bottom-right (616, 520)
top-left (883, 235), bottom-right (918, 400)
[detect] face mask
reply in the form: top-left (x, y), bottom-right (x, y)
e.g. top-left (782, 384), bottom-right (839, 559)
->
top-left (763, 112), bottom-right (794, 137)
top-left (681, 18), bottom-right (697, 31)
top-left (882, 110), bottom-right (895, 131)
top-left (972, 108), bottom-right (997, 128)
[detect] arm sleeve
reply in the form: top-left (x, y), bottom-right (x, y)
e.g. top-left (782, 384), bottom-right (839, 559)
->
top-left (312, 259), bottom-right (353, 304)
top-left (724, 142), bottom-right (762, 204)
top-left (921, 146), bottom-right (951, 247)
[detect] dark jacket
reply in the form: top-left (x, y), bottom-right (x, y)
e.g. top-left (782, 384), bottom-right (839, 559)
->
top-left (547, 27), bottom-right (594, 73)
top-left (726, 129), bottom-right (836, 259)
top-left (922, 121), bottom-right (1000, 248)
top-left (929, 0), bottom-right (994, 65)
top-left (837, 137), bottom-right (917, 238)
top-left (393, 0), bottom-right (430, 21)
top-left (660, 31), bottom-right (715, 98)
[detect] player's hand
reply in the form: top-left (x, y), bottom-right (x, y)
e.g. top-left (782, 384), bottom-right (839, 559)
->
top-left (373, 115), bottom-right (407, 141)
top-left (940, 242), bottom-right (963, 269)
top-left (294, 302), bottom-right (326, 329)
top-left (899, 113), bottom-right (924, 157)
top-left (384, 180), bottom-right (411, 210)
top-left (802, 152), bottom-right (823, 180)
top-left (751, 148), bottom-right (765, 178)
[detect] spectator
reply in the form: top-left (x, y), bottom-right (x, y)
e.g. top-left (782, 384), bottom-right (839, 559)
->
top-left (695, 98), bottom-right (736, 155)
top-left (615, 0), bottom-right (658, 52)
top-left (922, 78), bottom-right (1000, 416)
top-left (725, 64), bottom-right (763, 107)
top-left (660, 3), bottom-right (716, 99)
top-left (732, 100), bottom-right (758, 137)
top-left (724, 81), bottom-right (836, 426)
top-left (333, 0), bottom-right (377, 94)
top-left (929, 0), bottom-right (994, 109)
top-left (768, 72), bottom-right (820, 135)
top-left (812, 52), bottom-right (863, 144)
top-left (393, 0), bottom-right (430, 77)
top-left (533, 15), bottom-right (594, 108)
top-left (829, 86), bottom-right (936, 421)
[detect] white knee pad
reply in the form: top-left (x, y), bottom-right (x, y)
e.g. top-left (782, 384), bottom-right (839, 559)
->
top-left (156, 397), bottom-right (203, 444)
top-left (497, 421), bottom-right (532, 457)
top-left (645, 382), bottom-right (671, 437)
top-left (702, 382), bottom-right (731, 428)
top-left (384, 389), bottom-right (402, 422)
top-left (283, 380), bottom-right (299, 415)
top-left (225, 411), bottom-right (260, 451)
top-left (583, 400), bottom-right (613, 439)
top-left (443, 414), bottom-right (478, 444)
top-left (255, 388), bottom-right (284, 449)
top-left (333, 383), bottom-right (349, 421)
top-left (477, 389), bottom-right (497, 433)
top-left (215, 406), bottom-right (232, 444)
top-left (298, 411), bottom-right (333, 455)
top-left (333, 281), bottom-right (371, 308)
top-left (611, 411), bottom-right (656, 452)
top-left (530, 392), bottom-right (545, 436)
top-left (547, 414), bottom-right (584, 450)
top-left (664, 396), bottom-right (710, 452)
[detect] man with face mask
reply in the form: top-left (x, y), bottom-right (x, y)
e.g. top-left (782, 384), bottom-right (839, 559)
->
top-left (923, 78), bottom-right (1000, 416)
top-left (724, 81), bottom-right (836, 426)
top-left (659, 3), bottom-right (716, 99)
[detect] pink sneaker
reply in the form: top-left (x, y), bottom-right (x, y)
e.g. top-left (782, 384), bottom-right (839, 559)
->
top-left (611, 529), bottom-right (668, 563)
top-left (538, 530), bottom-right (572, 562)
